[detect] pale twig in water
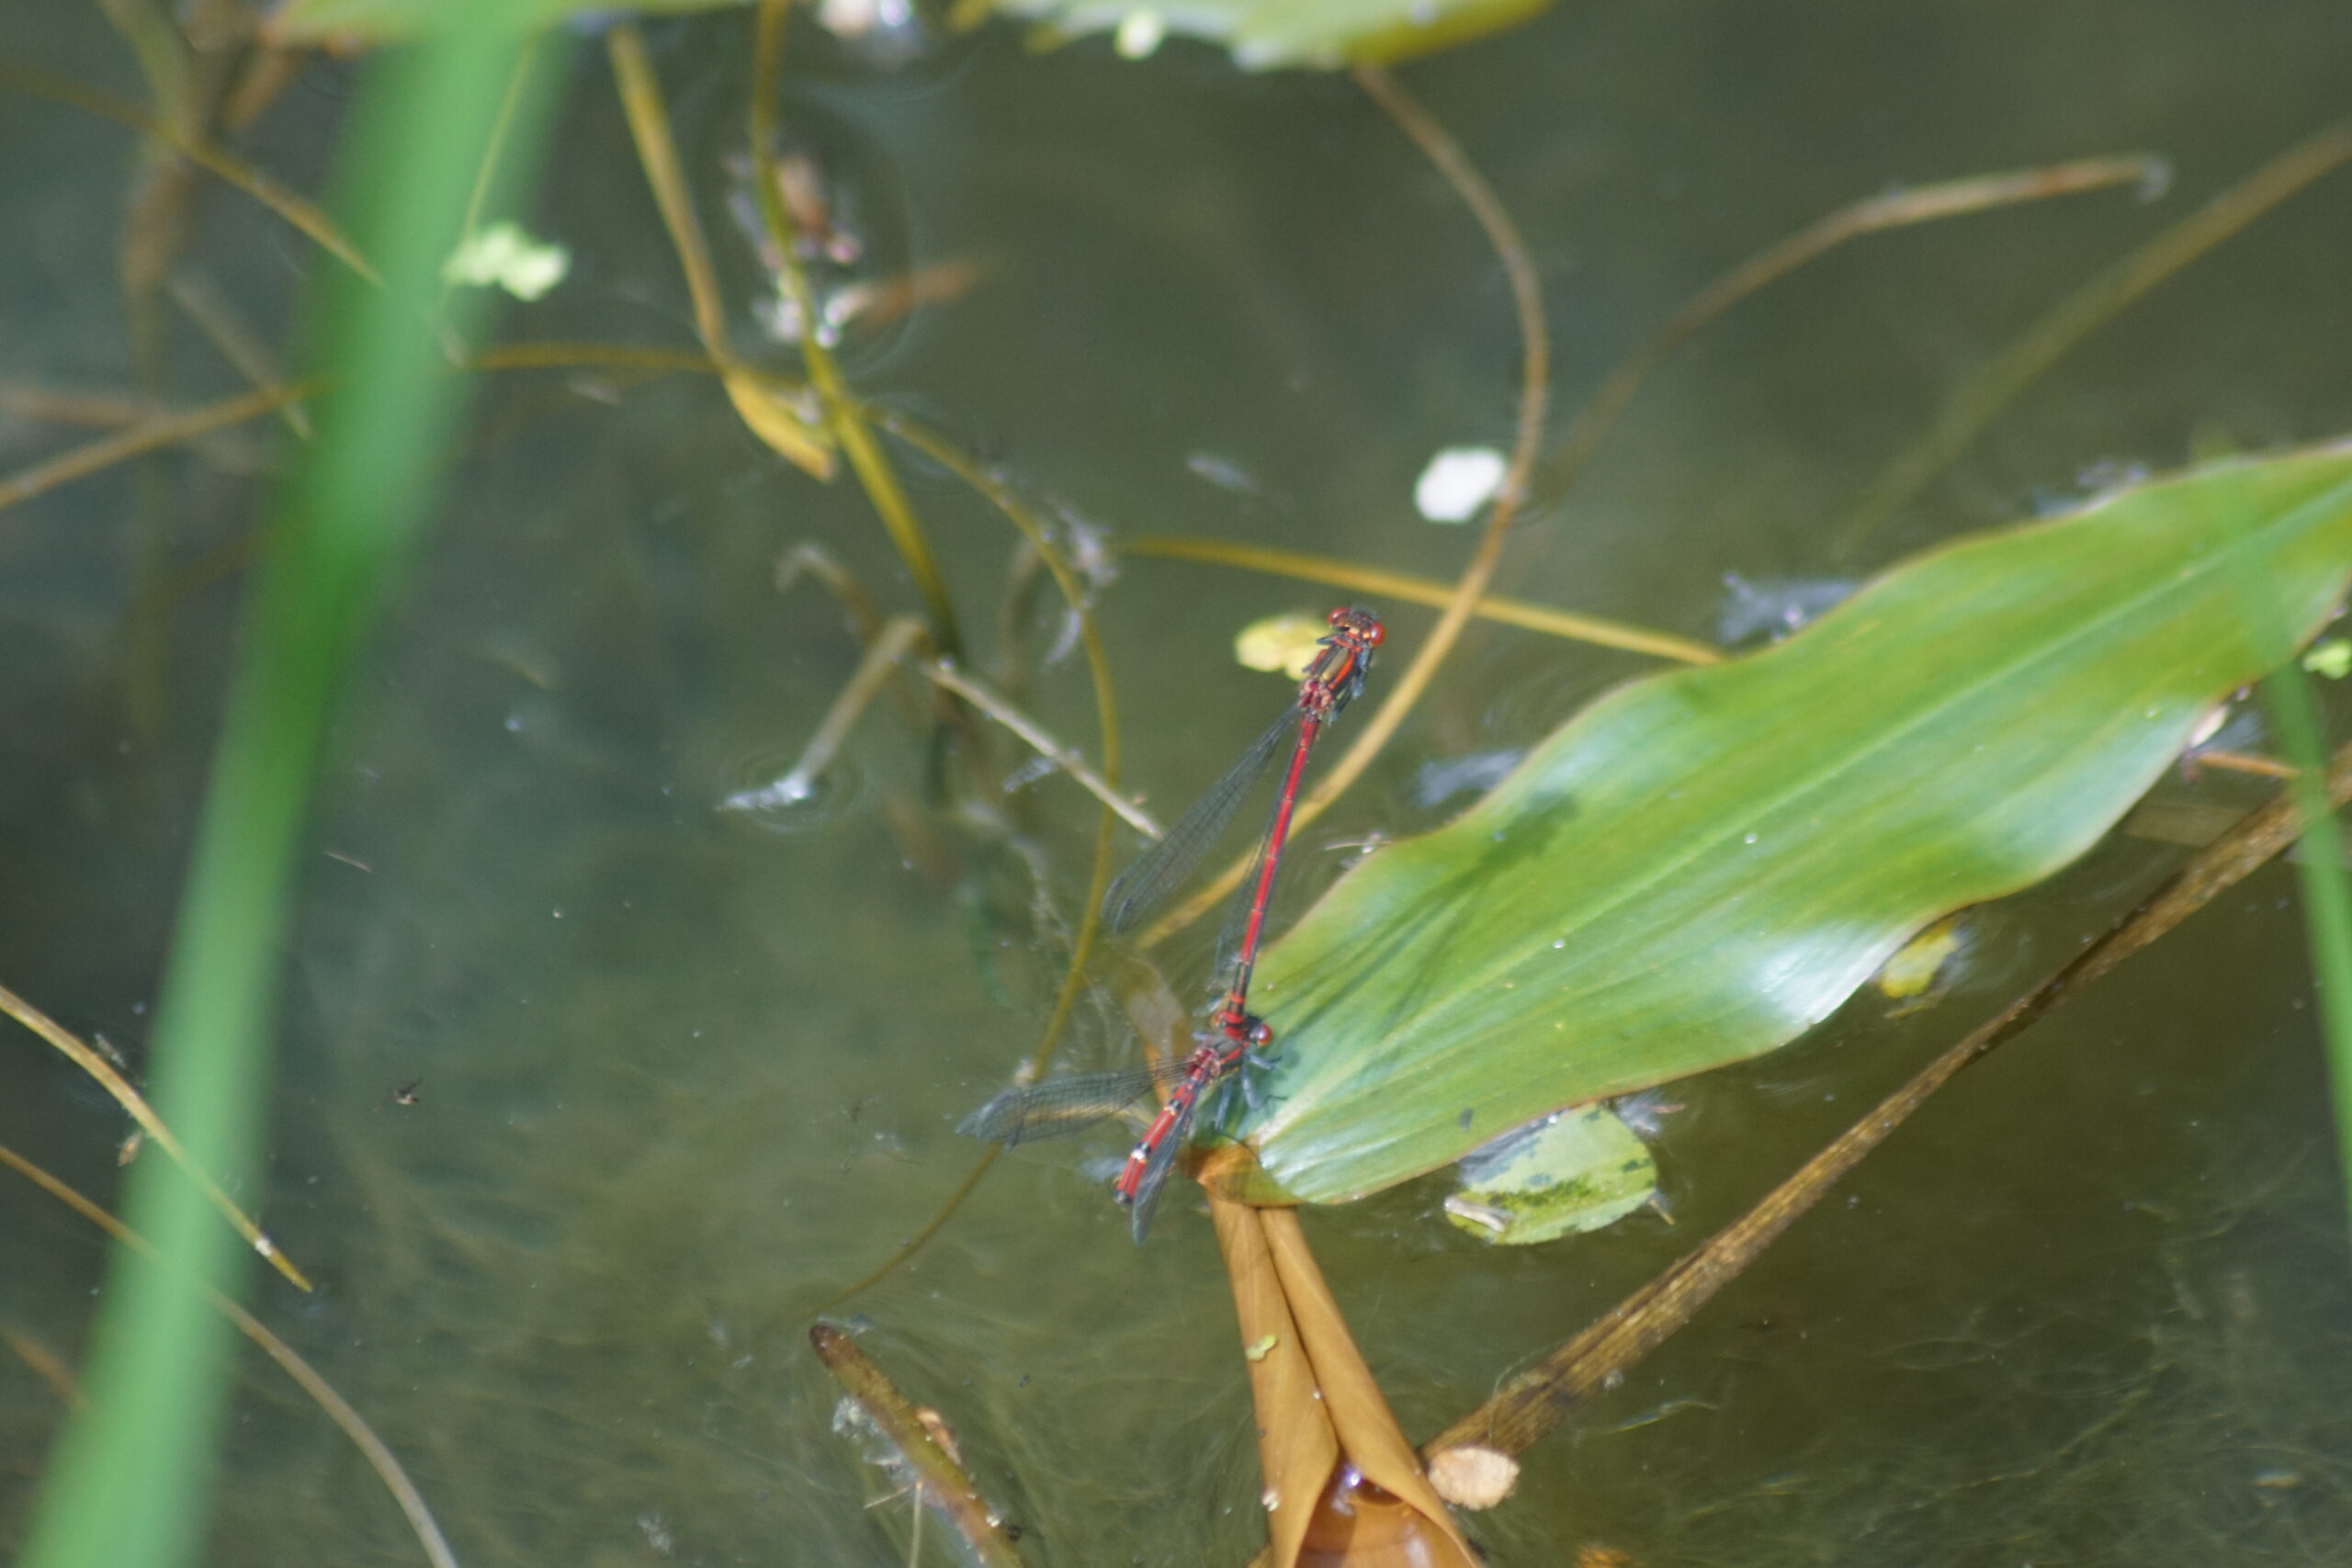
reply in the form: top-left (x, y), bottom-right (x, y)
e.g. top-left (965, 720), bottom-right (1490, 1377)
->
top-left (924, 660), bottom-right (1160, 839)
top-left (810, 1323), bottom-right (1025, 1567)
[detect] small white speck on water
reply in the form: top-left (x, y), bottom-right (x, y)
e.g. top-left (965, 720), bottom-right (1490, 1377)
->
top-left (1414, 446), bottom-right (1509, 523)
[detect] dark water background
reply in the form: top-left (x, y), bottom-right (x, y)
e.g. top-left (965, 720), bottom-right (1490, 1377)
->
top-left (4, 2), bottom-right (2352, 1562)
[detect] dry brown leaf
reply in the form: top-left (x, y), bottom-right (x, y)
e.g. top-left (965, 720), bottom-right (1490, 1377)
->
top-left (1213, 1191), bottom-right (1476, 1567)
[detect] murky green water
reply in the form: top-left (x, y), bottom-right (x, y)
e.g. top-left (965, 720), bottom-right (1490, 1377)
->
top-left (5, 2), bottom-right (2352, 1562)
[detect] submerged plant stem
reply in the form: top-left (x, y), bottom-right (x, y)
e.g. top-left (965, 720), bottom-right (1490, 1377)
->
top-left (1547, 153), bottom-right (2167, 504)
top-left (1831, 121), bottom-right (2352, 557)
top-left (811, 408), bottom-right (1131, 1309)
top-left (746, 0), bottom-right (964, 659)
top-left (808, 1323), bottom-right (1026, 1566)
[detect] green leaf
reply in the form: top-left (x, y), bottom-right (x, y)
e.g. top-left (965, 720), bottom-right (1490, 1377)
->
top-left (1233, 443), bottom-right (2352, 1206)
top-left (1443, 1103), bottom-right (1657, 1245)
top-left (268, 0), bottom-right (718, 42)
top-left (270, 0), bottom-right (1554, 57)
top-left (1002, 0), bottom-right (1556, 71)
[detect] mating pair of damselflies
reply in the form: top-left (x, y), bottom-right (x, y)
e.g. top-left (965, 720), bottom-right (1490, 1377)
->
top-left (958, 607), bottom-right (1385, 1241)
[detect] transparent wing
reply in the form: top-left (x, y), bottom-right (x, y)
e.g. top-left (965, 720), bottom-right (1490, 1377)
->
top-left (955, 1059), bottom-right (1189, 1147)
top-left (1101, 705), bottom-right (1298, 934)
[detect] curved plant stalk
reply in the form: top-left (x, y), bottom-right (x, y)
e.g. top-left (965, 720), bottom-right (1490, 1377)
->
top-left (809, 1323), bottom-right (1028, 1567)
top-left (0, 980), bottom-right (309, 1290)
top-left (775, 539), bottom-right (889, 647)
top-left (1122, 534), bottom-right (1720, 665)
top-left (605, 26), bottom-right (837, 482)
top-left (0, 1141), bottom-right (459, 1568)
top-left (1134, 62), bottom-right (1548, 952)
top-left (0, 62), bottom-right (378, 284)
top-left (745, 0), bottom-right (966, 659)
top-left (1546, 153), bottom-right (2168, 503)
top-left (1212, 1193), bottom-right (1476, 1567)
top-left (1419, 736), bottom-right (2352, 1496)
top-left (816, 408), bottom-right (1131, 1307)
top-left (1830, 119), bottom-right (2352, 558)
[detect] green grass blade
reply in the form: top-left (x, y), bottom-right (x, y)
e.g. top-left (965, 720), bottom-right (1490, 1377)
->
top-left (2258, 660), bottom-right (2352, 1230)
top-left (21, 30), bottom-right (549, 1568)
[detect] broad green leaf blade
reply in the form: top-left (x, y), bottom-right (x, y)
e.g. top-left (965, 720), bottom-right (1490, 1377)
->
top-left (1236, 443), bottom-right (2352, 1206)
top-left (269, 0), bottom-right (1553, 57)
top-left (268, 0), bottom-right (721, 41)
top-left (1002, 0), bottom-right (1555, 71)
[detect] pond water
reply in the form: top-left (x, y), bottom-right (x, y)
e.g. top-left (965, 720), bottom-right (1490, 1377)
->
top-left (4, 1), bottom-right (2352, 1563)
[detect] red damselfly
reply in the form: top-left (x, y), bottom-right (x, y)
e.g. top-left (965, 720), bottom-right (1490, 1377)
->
top-left (957, 1033), bottom-right (1266, 1242)
top-left (1103, 605), bottom-right (1383, 1043)
top-left (958, 607), bottom-right (1384, 1241)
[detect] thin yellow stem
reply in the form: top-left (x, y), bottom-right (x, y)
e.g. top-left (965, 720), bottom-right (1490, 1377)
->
top-left (748, 0), bottom-right (964, 655)
top-left (807, 408), bottom-right (1132, 1307)
top-left (605, 28), bottom-right (729, 351)
top-left (1123, 534), bottom-right (1720, 665)
top-left (0, 981), bottom-right (311, 1289)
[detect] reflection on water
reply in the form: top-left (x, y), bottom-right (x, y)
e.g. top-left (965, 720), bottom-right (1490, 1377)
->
top-left (4, 0), bottom-right (2352, 1562)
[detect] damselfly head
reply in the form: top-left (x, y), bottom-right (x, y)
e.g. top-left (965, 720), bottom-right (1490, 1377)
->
top-left (1327, 605), bottom-right (1385, 647)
